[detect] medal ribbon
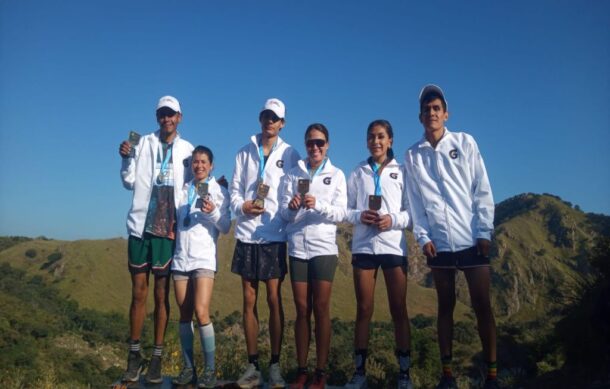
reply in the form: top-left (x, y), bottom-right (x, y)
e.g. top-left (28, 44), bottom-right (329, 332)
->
top-left (158, 142), bottom-right (173, 181)
top-left (307, 157), bottom-right (328, 180)
top-left (258, 137), bottom-right (278, 181)
top-left (370, 161), bottom-right (383, 196)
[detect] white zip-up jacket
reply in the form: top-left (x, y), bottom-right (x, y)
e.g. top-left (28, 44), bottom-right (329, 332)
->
top-left (230, 134), bottom-right (300, 243)
top-left (404, 128), bottom-right (494, 252)
top-left (172, 177), bottom-right (231, 272)
top-left (346, 158), bottom-right (411, 256)
top-left (279, 158), bottom-right (347, 259)
top-left (120, 131), bottom-right (194, 238)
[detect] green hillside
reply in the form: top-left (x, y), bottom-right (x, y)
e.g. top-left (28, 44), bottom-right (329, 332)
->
top-left (0, 225), bottom-right (467, 322)
top-left (2, 192), bottom-right (609, 387)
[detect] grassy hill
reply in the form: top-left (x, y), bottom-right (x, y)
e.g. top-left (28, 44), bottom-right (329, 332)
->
top-left (1, 192), bottom-right (609, 388)
top-left (0, 225), bottom-right (468, 322)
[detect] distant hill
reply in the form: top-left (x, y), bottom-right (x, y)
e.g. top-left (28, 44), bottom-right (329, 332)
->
top-left (1, 192), bottom-right (608, 324)
top-left (2, 192), bottom-right (609, 388)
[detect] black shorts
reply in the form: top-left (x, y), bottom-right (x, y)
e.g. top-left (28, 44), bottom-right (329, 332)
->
top-left (289, 255), bottom-right (338, 282)
top-left (427, 246), bottom-right (490, 269)
top-left (351, 253), bottom-right (408, 270)
top-left (231, 240), bottom-right (287, 280)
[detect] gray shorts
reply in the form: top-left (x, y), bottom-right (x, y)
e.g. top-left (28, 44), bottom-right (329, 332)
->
top-left (172, 268), bottom-right (215, 281)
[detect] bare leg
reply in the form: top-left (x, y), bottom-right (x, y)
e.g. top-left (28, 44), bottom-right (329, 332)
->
top-left (291, 280), bottom-right (312, 368)
top-left (431, 268), bottom-right (457, 358)
top-left (382, 266), bottom-right (410, 351)
top-left (153, 274), bottom-right (170, 345)
top-left (265, 278), bottom-right (284, 355)
top-left (312, 279), bottom-right (333, 370)
top-left (194, 277), bottom-right (215, 326)
top-left (242, 278), bottom-right (259, 355)
top-left (129, 272), bottom-right (149, 341)
top-left (174, 278), bottom-right (194, 321)
top-left (463, 266), bottom-right (496, 363)
top-left (353, 268), bottom-right (377, 349)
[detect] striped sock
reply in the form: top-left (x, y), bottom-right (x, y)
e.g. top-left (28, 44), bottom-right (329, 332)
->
top-left (152, 344), bottom-right (163, 358)
top-left (441, 355), bottom-right (453, 378)
top-left (487, 361), bottom-right (497, 380)
top-left (128, 339), bottom-right (141, 353)
top-left (199, 322), bottom-right (216, 371)
top-left (179, 321), bottom-right (194, 369)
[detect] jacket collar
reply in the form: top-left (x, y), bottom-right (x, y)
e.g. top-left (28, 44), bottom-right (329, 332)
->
top-left (418, 127), bottom-right (450, 149)
top-left (297, 157), bottom-right (333, 175)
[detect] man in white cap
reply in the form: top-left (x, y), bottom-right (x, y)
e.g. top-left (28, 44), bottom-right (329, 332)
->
top-left (230, 98), bottom-right (300, 388)
top-left (404, 85), bottom-right (498, 389)
top-left (118, 95), bottom-right (194, 384)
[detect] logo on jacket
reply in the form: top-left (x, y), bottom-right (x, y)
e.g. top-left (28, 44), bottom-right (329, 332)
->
top-left (183, 158), bottom-right (190, 167)
top-left (323, 177), bottom-right (332, 185)
top-left (449, 149), bottom-right (458, 159)
top-left (390, 172), bottom-right (398, 179)
top-left (276, 160), bottom-right (284, 168)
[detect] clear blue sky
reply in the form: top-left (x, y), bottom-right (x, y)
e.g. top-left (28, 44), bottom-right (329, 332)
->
top-left (1, 0), bottom-right (608, 240)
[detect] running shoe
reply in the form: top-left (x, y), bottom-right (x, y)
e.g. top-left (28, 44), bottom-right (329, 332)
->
top-left (268, 362), bottom-right (286, 388)
top-left (144, 355), bottom-right (163, 384)
top-left (121, 350), bottom-right (143, 383)
top-left (237, 363), bottom-right (262, 389)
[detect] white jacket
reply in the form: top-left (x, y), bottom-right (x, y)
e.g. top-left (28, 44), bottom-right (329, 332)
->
top-left (120, 131), bottom-right (194, 238)
top-left (279, 158), bottom-right (347, 259)
top-left (346, 158), bottom-right (410, 256)
top-left (172, 177), bottom-right (231, 272)
top-left (404, 128), bottom-right (494, 252)
top-left (230, 134), bottom-right (300, 243)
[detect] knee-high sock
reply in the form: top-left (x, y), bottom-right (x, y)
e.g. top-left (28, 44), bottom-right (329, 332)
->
top-left (179, 321), bottom-right (194, 369)
top-left (199, 322), bottom-right (215, 371)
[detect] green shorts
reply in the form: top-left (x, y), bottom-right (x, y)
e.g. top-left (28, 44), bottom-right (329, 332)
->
top-left (289, 255), bottom-right (338, 283)
top-left (128, 233), bottom-right (174, 276)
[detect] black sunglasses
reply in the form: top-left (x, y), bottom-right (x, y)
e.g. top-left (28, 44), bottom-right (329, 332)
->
top-left (306, 139), bottom-right (326, 148)
top-left (260, 110), bottom-right (281, 123)
top-left (156, 108), bottom-right (178, 118)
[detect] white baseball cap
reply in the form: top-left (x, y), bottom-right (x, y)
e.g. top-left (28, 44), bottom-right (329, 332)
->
top-left (156, 95), bottom-right (181, 113)
top-left (419, 84), bottom-right (448, 110)
top-left (261, 98), bottom-right (285, 119)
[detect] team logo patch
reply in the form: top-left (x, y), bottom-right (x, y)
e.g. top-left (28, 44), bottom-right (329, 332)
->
top-left (449, 149), bottom-right (459, 159)
top-left (323, 177), bottom-right (332, 185)
top-left (276, 160), bottom-right (284, 168)
top-left (183, 158), bottom-right (190, 167)
top-left (390, 173), bottom-right (398, 179)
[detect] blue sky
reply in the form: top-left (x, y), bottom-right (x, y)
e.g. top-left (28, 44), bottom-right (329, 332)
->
top-left (1, 0), bottom-right (608, 240)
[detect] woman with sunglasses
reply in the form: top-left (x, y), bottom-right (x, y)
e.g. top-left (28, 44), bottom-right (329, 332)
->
top-left (279, 123), bottom-right (347, 389)
top-left (344, 120), bottom-right (413, 389)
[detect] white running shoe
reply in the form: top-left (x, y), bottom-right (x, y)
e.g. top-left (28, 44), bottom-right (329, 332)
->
top-left (237, 363), bottom-right (262, 388)
top-left (268, 362), bottom-right (286, 388)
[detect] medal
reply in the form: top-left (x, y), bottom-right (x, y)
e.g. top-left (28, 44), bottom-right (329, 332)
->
top-left (297, 179), bottom-right (309, 208)
top-left (127, 131), bottom-right (141, 158)
top-left (368, 195), bottom-right (382, 211)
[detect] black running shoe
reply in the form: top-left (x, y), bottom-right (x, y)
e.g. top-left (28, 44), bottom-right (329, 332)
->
top-left (145, 355), bottom-right (163, 384)
top-left (121, 351), bottom-right (143, 383)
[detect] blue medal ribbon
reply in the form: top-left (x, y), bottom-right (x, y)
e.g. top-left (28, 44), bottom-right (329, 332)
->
top-left (258, 137), bottom-right (278, 181)
top-left (370, 161), bottom-right (382, 196)
top-left (307, 157), bottom-right (328, 180)
top-left (158, 142), bottom-right (173, 181)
